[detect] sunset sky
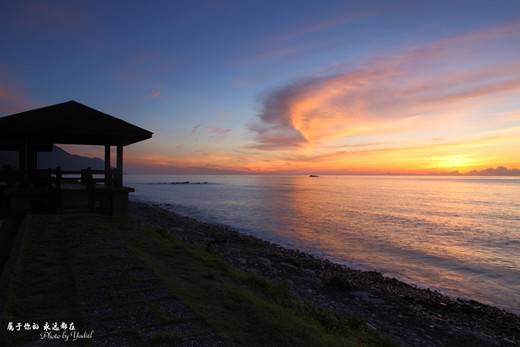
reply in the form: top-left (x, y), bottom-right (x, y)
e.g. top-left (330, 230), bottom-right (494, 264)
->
top-left (1, 1), bottom-right (519, 174)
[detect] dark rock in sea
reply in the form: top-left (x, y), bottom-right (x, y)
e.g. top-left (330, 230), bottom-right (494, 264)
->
top-left (170, 181), bottom-right (209, 185)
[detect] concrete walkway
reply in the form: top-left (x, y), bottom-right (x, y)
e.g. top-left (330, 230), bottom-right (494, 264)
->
top-left (7, 214), bottom-right (224, 346)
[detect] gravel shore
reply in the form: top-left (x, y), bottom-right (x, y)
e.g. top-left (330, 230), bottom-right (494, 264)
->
top-left (129, 201), bottom-right (520, 346)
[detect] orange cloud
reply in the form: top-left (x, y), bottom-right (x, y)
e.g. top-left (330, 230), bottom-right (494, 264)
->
top-left (250, 21), bottom-right (520, 154)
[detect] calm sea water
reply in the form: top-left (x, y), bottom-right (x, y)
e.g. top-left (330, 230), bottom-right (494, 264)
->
top-left (125, 175), bottom-right (520, 314)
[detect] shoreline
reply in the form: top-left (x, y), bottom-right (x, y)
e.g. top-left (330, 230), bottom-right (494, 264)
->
top-left (129, 201), bottom-right (520, 346)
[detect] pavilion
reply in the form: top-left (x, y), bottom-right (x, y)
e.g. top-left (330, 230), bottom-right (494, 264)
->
top-left (0, 100), bottom-right (153, 215)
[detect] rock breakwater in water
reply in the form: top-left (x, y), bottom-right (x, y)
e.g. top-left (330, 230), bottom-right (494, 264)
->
top-left (129, 201), bottom-right (519, 346)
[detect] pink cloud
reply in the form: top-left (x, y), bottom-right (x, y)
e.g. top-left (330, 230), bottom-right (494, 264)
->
top-left (143, 90), bottom-right (173, 101)
top-left (207, 126), bottom-right (230, 134)
top-left (118, 52), bottom-right (181, 84)
top-left (233, 3), bottom-right (385, 78)
top-left (217, 110), bottom-right (233, 122)
top-left (191, 124), bottom-right (201, 135)
top-left (0, 68), bottom-right (41, 116)
top-left (249, 21), bottom-right (520, 150)
top-left (273, 6), bottom-right (382, 45)
top-left (188, 125), bottom-right (232, 141)
top-left (205, 126), bottom-right (231, 141)
top-left (243, 46), bottom-right (304, 63)
top-left (237, 5), bottom-right (382, 68)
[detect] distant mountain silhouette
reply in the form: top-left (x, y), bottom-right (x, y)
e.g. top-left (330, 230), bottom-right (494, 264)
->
top-left (0, 145), bottom-right (104, 171)
top-left (465, 166), bottom-right (520, 176)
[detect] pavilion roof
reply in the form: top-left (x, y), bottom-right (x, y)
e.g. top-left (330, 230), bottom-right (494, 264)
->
top-left (0, 100), bottom-right (153, 150)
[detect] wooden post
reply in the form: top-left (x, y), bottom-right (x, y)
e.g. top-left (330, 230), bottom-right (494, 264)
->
top-left (56, 167), bottom-right (62, 189)
top-left (26, 145), bottom-right (37, 186)
top-left (55, 166), bottom-right (62, 213)
top-left (86, 167), bottom-right (95, 212)
top-left (116, 145), bottom-right (123, 187)
top-left (105, 145), bottom-right (111, 186)
top-left (28, 145), bottom-right (37, 179)
top-left (19, 138), bottom-right (27, 187)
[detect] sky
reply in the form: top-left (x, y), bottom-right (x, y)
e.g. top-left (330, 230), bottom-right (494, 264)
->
top-left (1, 0), bottom-right (519, 175)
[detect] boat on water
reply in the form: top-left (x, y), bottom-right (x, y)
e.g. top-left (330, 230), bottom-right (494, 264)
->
top-left (309, 175), bottom-right (319, 177)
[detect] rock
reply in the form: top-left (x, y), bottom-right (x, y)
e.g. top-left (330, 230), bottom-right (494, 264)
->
top-left (366, 322), bottom-right (377, 330)
top-left (327, 275), bottom-right (351, 289)
top-left (468, 331), bottom-right (500, 346)
top-left (279, 262), bottom-right (299, 271)
top-left (256, 257), bottom-right (272, 268)
top-left (303, 275), bottom-right (322, 288)
top-left (352, 291), bottom-right (385, 305)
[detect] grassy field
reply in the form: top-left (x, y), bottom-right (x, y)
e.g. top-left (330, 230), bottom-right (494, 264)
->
top-left (1, 214), bottom-right (395, 346)
top-left (0, 214), bottom-right (84, 345)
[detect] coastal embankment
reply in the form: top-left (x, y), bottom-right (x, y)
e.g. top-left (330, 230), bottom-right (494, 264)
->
top-left (130, 201), bottom-right (520, 346)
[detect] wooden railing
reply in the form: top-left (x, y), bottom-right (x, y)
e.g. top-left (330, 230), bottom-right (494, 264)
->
top-left (0, 166), bottom-right (122, 213)
top-left (0, 167), bottom-right (121, 186)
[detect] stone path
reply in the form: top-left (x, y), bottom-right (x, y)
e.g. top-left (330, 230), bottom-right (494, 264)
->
top-left (58, 214), bottom-right (224, 346)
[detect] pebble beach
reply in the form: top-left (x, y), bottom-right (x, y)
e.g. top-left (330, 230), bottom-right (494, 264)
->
top-left (130, 201), bottom-right (520, 346)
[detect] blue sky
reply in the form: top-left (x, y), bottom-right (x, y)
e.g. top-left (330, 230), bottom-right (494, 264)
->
top-left (1, 1), bottom-right (519, 174)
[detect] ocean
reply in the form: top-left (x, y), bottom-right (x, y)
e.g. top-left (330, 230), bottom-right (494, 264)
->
top-left (125, 175), bottom-right (520, 314)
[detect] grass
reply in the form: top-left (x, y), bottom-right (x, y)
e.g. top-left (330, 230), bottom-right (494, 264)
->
top-left (105, 216), bottom-right (394, 346)
top-left (0, 213), bottom-right (395, 346)
top-left (0, 216), bottom-right (84, 346)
